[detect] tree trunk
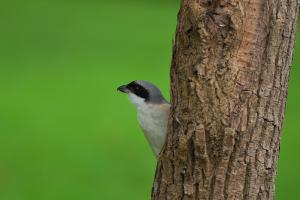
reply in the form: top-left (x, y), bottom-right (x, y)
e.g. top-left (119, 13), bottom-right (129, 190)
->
top-left (152, 0), bottom-right (299, 199)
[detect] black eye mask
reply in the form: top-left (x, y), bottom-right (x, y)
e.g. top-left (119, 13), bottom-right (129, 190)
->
top-left (127, 81), bottom-right (150, 101)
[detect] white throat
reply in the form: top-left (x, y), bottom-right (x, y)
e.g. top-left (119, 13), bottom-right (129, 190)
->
top-left (128, 93), bottom-right (147, 109)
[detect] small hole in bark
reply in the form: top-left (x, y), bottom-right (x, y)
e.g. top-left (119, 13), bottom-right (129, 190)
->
top-left (193, 68), bottom-right (198, 75)
top-left (187, 28), bottom-right (193, 34)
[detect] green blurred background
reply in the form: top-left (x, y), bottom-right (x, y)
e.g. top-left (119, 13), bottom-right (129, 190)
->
top-left (0, 1), bottom-right (298, 199)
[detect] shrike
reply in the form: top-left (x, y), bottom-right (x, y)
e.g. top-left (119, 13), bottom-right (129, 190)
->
top-left (117, 80), bottom-right (170, 158)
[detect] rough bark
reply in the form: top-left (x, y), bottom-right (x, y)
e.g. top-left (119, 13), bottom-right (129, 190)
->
top-left (152, 0), bottom-right (299, 199)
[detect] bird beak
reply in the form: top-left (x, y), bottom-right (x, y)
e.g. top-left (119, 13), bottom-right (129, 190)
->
top-left (117, 85), bottom-right (128, 93)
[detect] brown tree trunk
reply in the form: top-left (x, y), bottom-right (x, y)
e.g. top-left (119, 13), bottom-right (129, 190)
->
top-left (152, 0), bottom-right (299, 199)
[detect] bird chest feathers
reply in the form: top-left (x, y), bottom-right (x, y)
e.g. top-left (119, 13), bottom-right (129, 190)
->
top-left (137, 103), bottom-right (169, 157)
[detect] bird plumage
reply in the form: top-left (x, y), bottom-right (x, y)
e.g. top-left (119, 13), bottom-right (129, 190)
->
top-left (118, 80), bottom-right (170, 158)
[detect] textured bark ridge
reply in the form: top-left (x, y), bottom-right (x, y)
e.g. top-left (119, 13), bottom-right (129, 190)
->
top-left (152, 0), bottom-right (299, 199)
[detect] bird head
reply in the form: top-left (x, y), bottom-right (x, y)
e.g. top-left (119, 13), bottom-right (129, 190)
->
top-left (117, 80), bottom-right (167, 108)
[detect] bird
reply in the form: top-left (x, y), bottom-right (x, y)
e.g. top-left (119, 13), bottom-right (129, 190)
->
top-left (117, 80), bottom-right (170, 158)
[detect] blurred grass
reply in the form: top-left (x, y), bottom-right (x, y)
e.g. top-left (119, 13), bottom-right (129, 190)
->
top-left (0, 1), bottom-right (298, 200)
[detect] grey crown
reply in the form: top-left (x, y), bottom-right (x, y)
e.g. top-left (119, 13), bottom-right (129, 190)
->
top-left (135, 80), bottom-right (169, 104)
